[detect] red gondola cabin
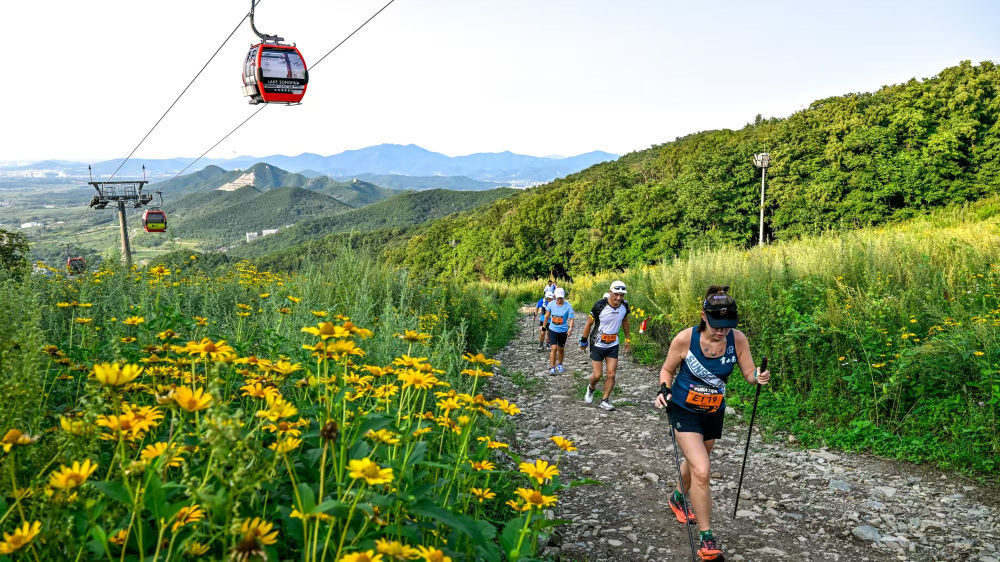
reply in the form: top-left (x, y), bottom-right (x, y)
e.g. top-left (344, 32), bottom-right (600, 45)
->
top-left (143, 210), bottom-right (167, 233)
top-left (242, 44), bottom-right (308, 104)
top-left (67, 257), bottom-right (86, 274)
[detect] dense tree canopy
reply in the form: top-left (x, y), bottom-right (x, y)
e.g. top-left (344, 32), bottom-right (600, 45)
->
top-left (378, 61), bottom-right (1000, 281)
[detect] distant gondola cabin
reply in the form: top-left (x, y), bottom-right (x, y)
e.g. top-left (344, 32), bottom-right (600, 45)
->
top-left (143, 210), bottom-right (167, 233)
top-left (242, 44), bottom-right (308, 104)
top-left (67, 257), bottom-right (86, 274)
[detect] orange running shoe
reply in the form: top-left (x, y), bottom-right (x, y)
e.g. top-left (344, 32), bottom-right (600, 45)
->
top-left (697, 537), bottom-right (724, 561)
top-left (667, 495), bottom-right (696, 524)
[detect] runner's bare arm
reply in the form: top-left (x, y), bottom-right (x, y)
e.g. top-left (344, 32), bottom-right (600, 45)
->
top-left (622, 316), bottom-right (631, 354)
top-left (734, 330), bottom-right (770, 385)
top-left (654, 330), bottom-right (690, 407)
top-left (579, 317), bottom-right (594, 347)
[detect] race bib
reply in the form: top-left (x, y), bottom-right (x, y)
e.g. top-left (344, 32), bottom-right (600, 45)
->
top-left (685, 384), bottom-right (723, 413)
top-left (600, 333), bottom-right (617, 343)
top-left (552, 317), bottom-right (564, 325)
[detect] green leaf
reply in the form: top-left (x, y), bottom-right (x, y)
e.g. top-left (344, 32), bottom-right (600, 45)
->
top-left (144, 473), bottom-right (165, 520)
top-left (409, 500), bottom-right (484, 542)
top-left (500, 515), bottom-right (527, 559)
top-left (297, 483), bottom-right (316, 514)
top-left (92, 481), bottom-right (132, 506)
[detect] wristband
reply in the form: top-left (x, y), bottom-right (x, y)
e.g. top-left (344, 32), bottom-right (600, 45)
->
top-left (657, 382), bottom-right (669, 398)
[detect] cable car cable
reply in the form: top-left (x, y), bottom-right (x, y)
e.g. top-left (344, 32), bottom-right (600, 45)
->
top-left (106, 2), bottom-right (266, 182)
top-left (169, 0), bottom-right (398, 181)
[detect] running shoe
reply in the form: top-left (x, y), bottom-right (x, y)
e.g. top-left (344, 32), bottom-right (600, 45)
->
top-left (556, 364), bottom-right (565, 373)
top-left (584, 385), bottom-right (595, 404)
top-left (599, 399), bottom-right (615, 411)
top-left (667, 496), bottom-right (697, 524)
top-left (697, 537), bottom-right (723, 561)
top-left (549, 367), bottom-right (557, 375)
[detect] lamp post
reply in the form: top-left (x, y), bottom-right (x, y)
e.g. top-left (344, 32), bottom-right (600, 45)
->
top-left (752, 152), bottom-right (771, 246)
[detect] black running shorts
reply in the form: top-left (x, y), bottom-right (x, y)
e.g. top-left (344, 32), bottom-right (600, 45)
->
top-left (548, 331), bottom-right (568, 347)
top-left (539, 319), bottom-right (546, 329)
top-left (590, 344), bottom-right (619, 362)
top-left (668, 403), bottom-right (725, 441)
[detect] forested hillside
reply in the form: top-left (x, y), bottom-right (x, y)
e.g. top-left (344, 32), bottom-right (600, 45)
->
top-left (379, 61), bottom-right (1000, 280)
top-left (237, 187), bottom-right (517, 263)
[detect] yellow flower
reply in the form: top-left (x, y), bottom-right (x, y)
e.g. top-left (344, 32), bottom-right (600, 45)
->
top-left (92, 362), bottom-right (143, 387)
top-left (122, 316), bottom-right (145, 326)
top-left (414, 546), bottom-right (450, 562)
top-left (492, 399), bottom-right (521, 416)
top-left (550, 436), bottom-right (577, 452)
top-left (277, 307), bottom-right (292, 315)
top-left (411, 427), bottom-right (432, 437)
top-left (173, 387), bottom-right (213, 412)
top-left (310, 310), bottom-right (328, 317)
top-left (470, 487), bottom-right (496, 503)
top-left (270, 360), bottom-right (302, 377)
top-left (397, 370), bottom-right (440, 390)
top-left (56, 302), bottom-right (72, 308)
top-left (48, 459), bottom-right (98, 489)
top-left (348, 458), bottom-right (394, 485)
top-left (365, 429), bottom-right (401, 446)
top-left (395, 330), bottom-right (432, 344)
top-left (506, 499), bottom-right (529, 512)
top-left (255, 394), bottom-right (298, 421)
top-left (74, 317), bottom-right (93, 324)
top-left (240, 383), bottom-right (280, 400)
top-left (339, 550), bottom-right (384, 562)
top-left (392, 355), bottom-right (428, 368)
top-left (268, 437), bottom-right (303, 454)
top-left (460, 368), bottom-right (493, 378)
top-left (184, 338), bottom-right (235, 362)
top-left (192, 316), bottom-right (208, 326)
top-left (171, 505), bottom-right (205, 532)
top-left (0, 521), bottom-right (41, 555)
top-left (301, 322), bottom-right (350, 340)
top-left (141, 442), bottom-right (184, 468)
top-left (375, 539), bottom-right (419, 560)
top-left (109, 528), bottom-right (128, 546)
top-left (974, 351), bottom-right (985, 356)
top-left (148, 265), bottom-right (171, 276)
top-left (59, 416), bottom-right (89, 436)
top-left (519, 459), bottom-right (558, 484)
top-left (515, 487), bottom-right (558, 509)
top-left (259, 293), bottom-right (271, 298)
top-left (462, 352), bottom-right (500, 367)
top-left (231, 517), bottom-right (278, 560)
top-left (286, 295), bottom-right (301, 303)
top-left (185, 541), bottom-right (210, 556)
top-left (467, 460), bottom-right (495, 472)
top-left (0, 429), bottom-right (39, 452)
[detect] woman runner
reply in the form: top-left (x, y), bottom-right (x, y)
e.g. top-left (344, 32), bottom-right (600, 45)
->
top-left (545, 288), bottom-right (574, 374)
top-left (653, 285), bottom-right (770, 561)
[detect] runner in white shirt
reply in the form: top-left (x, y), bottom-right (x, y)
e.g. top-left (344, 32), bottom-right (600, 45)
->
top-left (578, 281), bottom-right (631, 411)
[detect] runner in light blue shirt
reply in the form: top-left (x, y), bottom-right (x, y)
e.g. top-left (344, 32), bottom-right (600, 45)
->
top-left (544, 287), bottom-right (574, 374)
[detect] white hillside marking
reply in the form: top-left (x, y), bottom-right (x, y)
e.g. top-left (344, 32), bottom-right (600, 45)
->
top-left (217, 171), bottom-right (255, 191)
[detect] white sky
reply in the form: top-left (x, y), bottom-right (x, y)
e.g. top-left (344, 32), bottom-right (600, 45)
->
top-left (3, 0), bottom-right (999, 162)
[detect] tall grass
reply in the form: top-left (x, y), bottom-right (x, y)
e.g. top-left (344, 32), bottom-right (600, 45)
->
top-left (498, 204), bottom-right (1000, 476)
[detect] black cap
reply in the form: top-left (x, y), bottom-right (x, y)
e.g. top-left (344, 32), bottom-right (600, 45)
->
top-left (704, 296), bottom-right (738, 328)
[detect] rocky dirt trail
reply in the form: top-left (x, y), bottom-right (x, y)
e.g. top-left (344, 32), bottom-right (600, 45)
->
top-left (489, 312), bottom-right (1000, 561)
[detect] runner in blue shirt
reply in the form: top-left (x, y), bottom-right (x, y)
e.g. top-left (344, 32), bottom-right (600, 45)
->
top-left (544, 287), bottom-right (574, 374)
top-left (534, 291), bottom-right (555, 351)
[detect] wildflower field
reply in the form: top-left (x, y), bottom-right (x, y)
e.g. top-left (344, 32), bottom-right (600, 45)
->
top-left (0, 253), bottom-right (582, 561)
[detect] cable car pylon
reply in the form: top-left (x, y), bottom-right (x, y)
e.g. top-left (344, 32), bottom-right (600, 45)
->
top-left (87, 164), bottom-right (152, 267)
top-left (242, 0), bottom-right (308, 105)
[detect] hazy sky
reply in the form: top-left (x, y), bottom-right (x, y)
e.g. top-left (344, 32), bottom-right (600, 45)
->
top-left (4, 0), bottom-right (999, 163)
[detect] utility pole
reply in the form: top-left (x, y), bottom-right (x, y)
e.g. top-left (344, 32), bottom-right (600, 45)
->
top-left (752, 153), bottom-right (771, 246)
top-left (87, 165), bottom-right (150, 267)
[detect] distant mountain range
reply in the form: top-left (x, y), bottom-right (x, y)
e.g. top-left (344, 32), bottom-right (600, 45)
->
top-left (0, 144), bottom-right (618, 185)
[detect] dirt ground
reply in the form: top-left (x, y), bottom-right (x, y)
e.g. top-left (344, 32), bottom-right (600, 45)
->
top-left (489, 311), bottom-right (1000, 561)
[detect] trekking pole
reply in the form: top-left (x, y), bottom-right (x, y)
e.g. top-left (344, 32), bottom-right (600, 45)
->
top-left (733, 356), bottom-right (767, 519)
top-left (666, 403), bottom-right (697, 562)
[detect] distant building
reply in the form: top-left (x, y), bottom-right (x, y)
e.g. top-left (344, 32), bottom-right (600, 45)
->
top-left (246, 231), bottom-right (259, 243)
top-left (20, 222), bottom-right (43, 228)
top-left (262, 229), bottom-right (278, 236)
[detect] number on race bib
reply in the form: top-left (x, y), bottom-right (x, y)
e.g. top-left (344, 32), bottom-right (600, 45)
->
top-left (600, 333), bottom-right (617, 343)
top-left (552, 317), bottom-right (564, 325)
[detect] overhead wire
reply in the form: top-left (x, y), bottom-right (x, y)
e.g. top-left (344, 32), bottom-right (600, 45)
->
top-left (106, 2), bottom-right (264, 182)
top-left (168, 0), bottom-right (399, 181)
